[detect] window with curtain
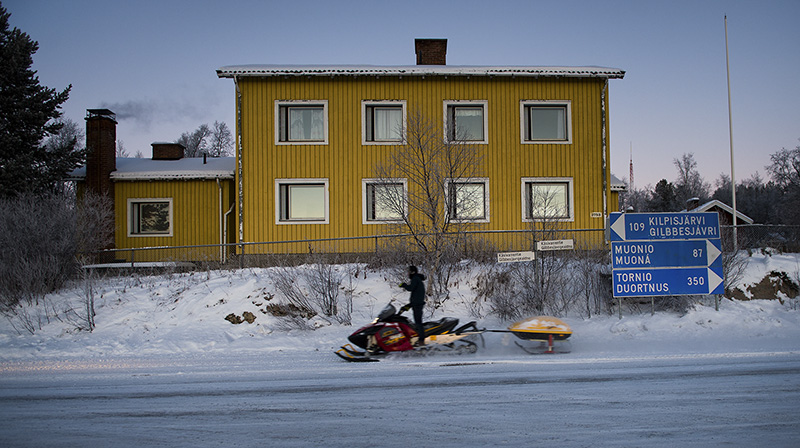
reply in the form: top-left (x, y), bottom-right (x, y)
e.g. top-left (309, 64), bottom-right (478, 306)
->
top-left (446, 104), bottom-right (486, 142)
top-left (522, 102), bottom-right (570, 143)
top-left (524, 180), bottom-right (571, 220)
top-left (365, 105), bottom-right (403, 142)
top-left (447, 180), bottom-right (488, 221)
top-left (365, 181), bottom-right (405, 221)
top-left (277, 103), bottom-right (327, 143)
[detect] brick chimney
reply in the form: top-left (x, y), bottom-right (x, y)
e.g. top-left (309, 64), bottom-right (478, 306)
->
top-left (686, 197), bottom-right (701, 211)
top-left (415, 38), bottom-right (447, 65)
top-left (85, 109), bottom-right (117, 198)
top-left (151, 142), bottom-right (185, 160)
top-left (84, 109), bottom-right (117, 259)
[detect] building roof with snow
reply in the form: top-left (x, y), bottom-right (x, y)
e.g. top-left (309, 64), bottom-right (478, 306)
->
top-left (610, 174), bottom-right (626, 192)
top-left (68, 157), bottom-right (235, 181)
top-left (216, 64), bottom-right (626, 79)
top-left (684, 199), bottom-right (754, 225)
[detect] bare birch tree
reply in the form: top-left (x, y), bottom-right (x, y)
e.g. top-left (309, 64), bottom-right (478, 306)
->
top-left (520, 185), bottom-right (572, 314)
top-left (673, 153), bottom-right (710, 206)
top-left (372, 111), bottom-right (484, 303)
top-left (177, 121), bottom-right (233, 158)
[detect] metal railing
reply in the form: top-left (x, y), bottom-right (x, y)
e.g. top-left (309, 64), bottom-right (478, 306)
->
top-left (84, 224), bottom-right (800, 270)
top-left (720, 224), bottom-right (800, 252)
top-left (85, 228), bottom-right (608, 268)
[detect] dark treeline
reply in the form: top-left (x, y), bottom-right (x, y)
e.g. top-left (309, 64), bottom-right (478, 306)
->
top-left (622, 145), bottom-right (800, 225)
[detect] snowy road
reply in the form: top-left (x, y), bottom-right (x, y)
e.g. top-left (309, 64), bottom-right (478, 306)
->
top-left (2, 350), bottom-right (799, 447)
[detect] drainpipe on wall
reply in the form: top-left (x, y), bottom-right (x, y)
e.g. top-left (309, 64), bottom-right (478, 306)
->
top-left (224, 203), bottom-right (235, 264)
top-left (601, 78), bottom-right (609, 231)
top-left (234, 75), bottom-right (244, 257)
top-left (217, 178), bottom-right (223, 263)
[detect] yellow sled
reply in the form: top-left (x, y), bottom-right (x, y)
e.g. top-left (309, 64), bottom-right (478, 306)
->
top-left (507, 316), bottom-right (572, 341)
top-left (504, 316), bottom-right (571, 354)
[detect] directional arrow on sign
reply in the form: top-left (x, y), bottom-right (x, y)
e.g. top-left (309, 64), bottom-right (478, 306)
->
top-left (706, 239), bottom-right (722, 266)
top-left (708, 266), bottom-right (724, 295)
top-left (609, 212), bottom-right (626, 241)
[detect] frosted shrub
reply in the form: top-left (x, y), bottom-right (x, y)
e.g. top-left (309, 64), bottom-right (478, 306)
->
top-left (268, 261), bottom-right (355, 327)
top-left (0, 191), bottom-right (113, 333)
top-left (476, 250), bottom-right (612, 321)
top-left (0, 192), bottom-right (76, 313)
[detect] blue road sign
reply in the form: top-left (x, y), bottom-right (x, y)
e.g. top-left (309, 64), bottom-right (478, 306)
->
top-left (612, 265), bottom-right (725, 297)
top-left (608, 212), bottom-right (720, 242)
top-left (608, 211), bottom-right (725, 298)
top-left (611, 239), bottom-right (723, 269)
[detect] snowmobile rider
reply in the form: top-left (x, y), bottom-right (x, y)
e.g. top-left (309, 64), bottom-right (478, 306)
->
top-left (399, 265), bottom-right (427, 346)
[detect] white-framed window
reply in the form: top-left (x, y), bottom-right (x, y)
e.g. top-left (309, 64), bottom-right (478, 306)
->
top-left (275, 100), bottom-right (328, 144)
top-left (446, 178), bottom-right (490, 222)
top-left (362, 179), bottom-right (406, 224)
top-left (521, 178), bottom-right (574, 221)
top-left (520, 100), bottom-right (572, 144)
top-left (275, 179), bottom-right (329, 224)
top-left (362, 101), bottom-right (406, 144)
top-left (128, 198), bottom-right (173, 237)
top-left (444, 100), bottom-right (488, 143)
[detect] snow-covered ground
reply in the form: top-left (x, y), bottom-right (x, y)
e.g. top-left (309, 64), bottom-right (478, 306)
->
top-left (1, 251), bottom-right (799, 447)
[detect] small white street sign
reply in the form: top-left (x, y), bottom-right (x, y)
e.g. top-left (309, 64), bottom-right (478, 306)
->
top-left (536, 239), bottom-right (575, 251)
top-left (497, 251), bottom-right (535, 263)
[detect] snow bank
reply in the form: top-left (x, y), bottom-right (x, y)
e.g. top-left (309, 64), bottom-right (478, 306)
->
top-left (737, 250), bottom-right (800, 288)
top-left (0, 255), bottom-right (798, 363)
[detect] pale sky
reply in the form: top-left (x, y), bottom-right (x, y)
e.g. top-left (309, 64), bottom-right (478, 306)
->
top-left (5, 0), bottom-right (799, 190)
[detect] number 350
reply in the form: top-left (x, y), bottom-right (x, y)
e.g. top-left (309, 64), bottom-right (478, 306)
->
top-left (687, 276), bottom-right (705, 286)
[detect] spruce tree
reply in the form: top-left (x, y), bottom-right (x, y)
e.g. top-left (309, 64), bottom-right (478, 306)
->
top-left (0, 2), bottom-right (83, 198)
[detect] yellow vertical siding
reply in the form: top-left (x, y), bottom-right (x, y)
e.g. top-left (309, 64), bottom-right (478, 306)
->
top-left (114, 179), bottom-right (235, 262)
top-left (236, 75), bottom-right (614, 250)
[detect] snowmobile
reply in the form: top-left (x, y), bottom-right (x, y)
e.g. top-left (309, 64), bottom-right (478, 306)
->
top-left (334, 303), bottom-right (484, 362)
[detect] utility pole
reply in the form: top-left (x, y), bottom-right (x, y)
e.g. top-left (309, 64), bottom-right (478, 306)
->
top-left (725, 15), bottom-right (738, 252)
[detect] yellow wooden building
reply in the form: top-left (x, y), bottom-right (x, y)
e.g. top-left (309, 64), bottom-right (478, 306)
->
top-left (216, 39), bottom-right (625, 253)
top-left (70, 110), bottom-right (236, 263)
top-left (72, 40), bottom-right (625, 261)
